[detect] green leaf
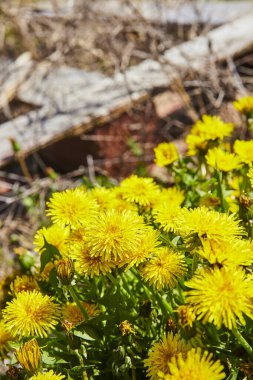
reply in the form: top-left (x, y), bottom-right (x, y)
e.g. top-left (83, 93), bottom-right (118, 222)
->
top-left (42, 350), bottom-right (56, 365)
top-left (40, 238), bottom-right (61, 273)
top-left (73, 324), bottom-right (100, 341)
top-left (73, 329), bottom-right (96, 341)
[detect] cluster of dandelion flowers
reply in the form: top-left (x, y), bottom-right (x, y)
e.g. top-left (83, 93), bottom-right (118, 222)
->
top-left (3, 290), bottom-right (61, 338)
top-left (46, 187), bottom-right (98, 228)
top-left (163, 348), bottom-right (225, 380)
top-left (144, 332), bottom-right (189, 380)
top-left (119, 175), bottom-right (160, 207)
top-left (185, 267), bottom-right (253, 330)
top-left (234, 140), bottom-right (253, 165)
top-left (29, 370), bottom-right (65, 380)
top-left (233, 96), bottom-right (253, 114)
top-left (85, 209), bottom-right (146, 262)
top-left (34, 224), bottom-right (70, 255)
top-left (205, 147), bottom-right (242, 172)
top-left (62, 302), bottom-right (100, 327)
top-left (0, 320), bottom-right (13, 356)
top-left (141, 247), bottom-right (187, 290)
top-left (175, 206), bottom-right (245, 245)
top-left (154, 142), bottom-right (179, 167)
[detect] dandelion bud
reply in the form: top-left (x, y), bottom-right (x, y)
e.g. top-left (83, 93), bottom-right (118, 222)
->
top-left (239, 194), bottom-right (252, 209)
top-left (16, 339), bottom-right (41, 373)
top-left (119, 320), bottom-right (135, 336)
top-left (165, 318), bottom-right (177, 334)
top-left (6, 365), bottom-right (22, 379)
top-left (177, 305), bottom-right (195, 328)
top-left (56, 258), bottom-right (74, 285)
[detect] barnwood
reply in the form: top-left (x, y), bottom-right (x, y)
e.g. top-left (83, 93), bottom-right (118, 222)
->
top-left (92, 1), bottom-right (253, 26)
top-left (20, 1), bottom-right (253, 26)
top-left (0, 53), bottom-right (34, 111)
top-left (1, 13), bottom-right (253, 166)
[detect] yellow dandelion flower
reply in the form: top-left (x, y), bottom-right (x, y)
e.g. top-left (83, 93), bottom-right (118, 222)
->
top-left (153, 205), bottom-right (182, 233)
top-left (119, 320), bottom-right (135, 336)
top-left (119, 175), bottom-right (160, 207)
top-left (186, 134), bottom-right (208, 156)
top-left (199, 195), bottom-right (220, 208)
top-left (118, 227), bottom-right (160, 269)
top-left (55, 258), bottom-right (74, 285)
top-left (205, 147), bottom-right (242, 172)
top-left (46, 188), bottom-right (98, 228)
top-left (144, 333), bottom-right (189, 380)
top-left (154, 142), bottom-right (179, 167)
top-left (247, 167), bottom-right (253, 187)
top-left (67, 226), bottom-right (87, 249)
top-left (34, 224), bottom-right (70, 255)
top-left (153, 188), bottom-right (184, 209)
top-left (191, 115), bottom-right (234, 141)
top-left (177, 305), bottom-right (195, 328)
top-left (198, 238), bottom-right (253, 267)
top-left (10, 275), bottom-right (39, 295)
top-left (233, 96), bottom-right (253, 114)
top-left (141, 247), bottom-right (187, 290)
top-left (3, 290), bottom-right (61, 338)
top-left (0, 320), bottom-right (13, 357)
top-left (164, 348), bottom-right (225, 380)
top-left (176, 207), bottom-right (245, 245)
top-left (62, 302), bottom-right (100, 327)
top-left (186, 115), bottom-right (234, 155)
top-left (185, 267), bottom-right (253, 330)
top-left (85, 210), bottom-right (146, 262)
top-left (109, 187), bottom-right (138, 212)
top-left (234, 140), bottom-right (253, 164)
top-left (16, 338), bottom-right (41, 372)
top-left (70, 242), bottom-right (115, 277)
top-left (90, 186), bottom-right (115, 211)
top-left (29, 370), bottom-right (65, 380)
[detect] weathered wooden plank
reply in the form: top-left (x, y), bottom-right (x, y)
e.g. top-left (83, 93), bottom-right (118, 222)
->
top-left (22, 1), bottom-right (253, 26)
top-left (0, 53), bottom-right (33, 110)
top-left (92, 1), bottom-right (253, 26)
top-left (1, 13), bottom-right (253, 166)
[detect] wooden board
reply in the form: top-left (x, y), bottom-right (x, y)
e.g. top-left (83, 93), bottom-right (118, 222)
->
top-left (92, 1), bottom-right (253, 26)
top-left (1, 13), bottom-right (253, 166)
top-left (23, 1), bottom-right (253, 26)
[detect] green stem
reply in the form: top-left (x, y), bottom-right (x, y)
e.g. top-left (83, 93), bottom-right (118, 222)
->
top-left (232, 328), bottom-right (253, 359)
top-left (131, 268), bottom-right (173, 317)
top-left (216, 170), bottom-right (226, 212)
top-left (121, 274), bottom-right (135, 306)
top-left (131, 365), bottom-right (137, 380)
top-left (68, 285), bottom-right (89, 320)
top-left (250, 219), bottom-right (253, 242)
top-left (191, 252), bottom-right (199, 276)
top-left (177, 283), bottom-right (185, 304)
top-left (107, 272), bottom-right (118, 285)
top-left (75, 349), bottom-right (88, 380)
